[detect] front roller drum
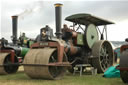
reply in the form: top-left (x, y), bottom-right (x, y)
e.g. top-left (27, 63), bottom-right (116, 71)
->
top-left (120, 50), bottom-right (128, 83)
top-left (23, 48), bottom-right (67, 80)
top-left (0, 53), bottom-right (19, 74)
top-left (92, 40), bottom-right (114, 73)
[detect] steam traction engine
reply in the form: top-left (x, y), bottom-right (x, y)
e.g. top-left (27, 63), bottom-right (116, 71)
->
top-left (0, 16), bottom-right (30, 74)
top-left (118, 38), bottom-right (128, 83)
top-left (23, 3), bottom-right (114, 79)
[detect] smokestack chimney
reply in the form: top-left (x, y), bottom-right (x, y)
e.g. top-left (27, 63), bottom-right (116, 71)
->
top-left (12, 16), bottom-right (18, 44)
top-left (54, 3), bottom-right (63, 39)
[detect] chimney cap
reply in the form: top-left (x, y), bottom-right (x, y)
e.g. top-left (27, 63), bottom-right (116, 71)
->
top-left (12, 16), bottom-right (18, 18)
top-left (54, 3), bottom-right (63, 7)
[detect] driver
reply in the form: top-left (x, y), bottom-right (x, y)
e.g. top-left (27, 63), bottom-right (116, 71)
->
top-left (35, 25), bottom-right (53, 42)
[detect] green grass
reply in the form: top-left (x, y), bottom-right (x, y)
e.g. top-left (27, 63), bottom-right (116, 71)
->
top-left (0, 70), bottom-right (126, 85)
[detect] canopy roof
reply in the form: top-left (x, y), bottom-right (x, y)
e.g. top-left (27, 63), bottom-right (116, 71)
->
top-left (65, 13), bottom-right (114, 26)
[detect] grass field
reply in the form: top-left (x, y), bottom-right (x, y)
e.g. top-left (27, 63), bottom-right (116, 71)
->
top-left (0, 67), bottom-right (126, 85)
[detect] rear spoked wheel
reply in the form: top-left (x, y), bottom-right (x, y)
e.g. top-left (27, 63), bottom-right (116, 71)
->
top-left (92, 40), bottom-right (114, 73)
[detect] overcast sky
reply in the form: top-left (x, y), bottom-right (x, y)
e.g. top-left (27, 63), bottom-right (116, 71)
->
top-left (0, 0), bottom-right (128, 42)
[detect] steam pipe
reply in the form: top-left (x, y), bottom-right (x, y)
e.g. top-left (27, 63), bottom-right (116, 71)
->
top-left (54, 3), bottom-right (63, 39)
top-left (12, 16), bottom-right (18, 44)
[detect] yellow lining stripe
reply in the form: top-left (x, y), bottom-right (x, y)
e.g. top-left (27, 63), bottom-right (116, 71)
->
top-left (54, 4), bottom-right (63, 7)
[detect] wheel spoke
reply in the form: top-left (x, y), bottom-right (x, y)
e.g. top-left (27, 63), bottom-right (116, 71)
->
top-left (100, 59), bottom-right (104, 64)
top-left (51, 56), bottom-right (56, 62)
top-left (102, 63), bottom-right (106, 70)
top-left (100, 47), bottom-right (105, 56)
top-left (100, 44), bottom-right (113, 70)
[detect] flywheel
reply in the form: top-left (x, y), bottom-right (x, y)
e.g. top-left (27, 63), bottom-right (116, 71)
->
top-left (85, 24), bottom-right (99, 49)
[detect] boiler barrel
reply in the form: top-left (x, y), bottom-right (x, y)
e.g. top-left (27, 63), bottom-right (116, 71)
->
top-left (20, 47), bottom-right (29, 57)
top-left (65, 45), bottom-right (82, 55)
top-left (13, 47), bottom-right (29, 57)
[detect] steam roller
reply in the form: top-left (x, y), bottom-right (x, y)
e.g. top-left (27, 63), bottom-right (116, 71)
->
top-left (0, 39), bottom-right (29, 75)
top-left (0, 45), bottom-right (29, 75)
top-left (0, 14), bottom-right (31, 75)
top-left (118, 39), bottom-right (128, 83)
top-left (22, 3), bottom-right (115, 79)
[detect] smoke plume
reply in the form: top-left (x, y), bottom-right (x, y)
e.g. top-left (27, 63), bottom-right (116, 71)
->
top-left (16, 1), bottom-right (43, 19)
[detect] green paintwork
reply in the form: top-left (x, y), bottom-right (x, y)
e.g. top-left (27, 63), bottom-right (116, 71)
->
top-left (28, 40), bottom-right (34, 47)
top-left (77, 33), bottom-right (84, 45)
top-left (85, 24), bottom-right (99, 49)
top-left (114, 47), bottom-right (120, 58)
top-left (65, 13), bottom-right (114, 26)
top-left (21, 47), bottom-right (29, 57)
